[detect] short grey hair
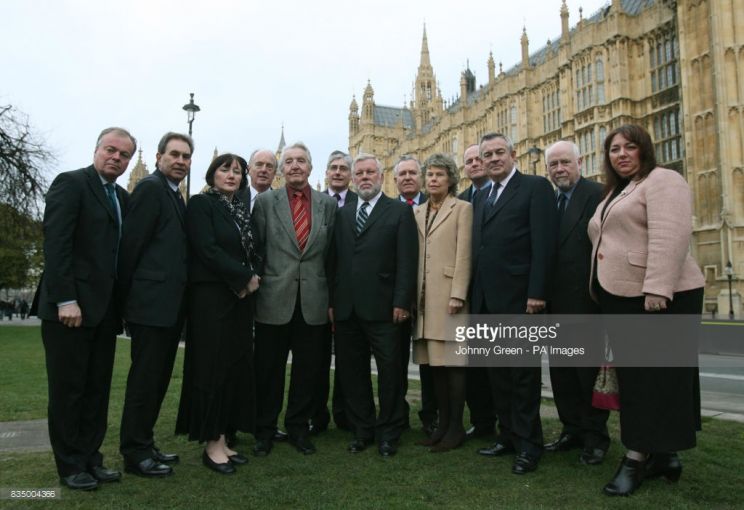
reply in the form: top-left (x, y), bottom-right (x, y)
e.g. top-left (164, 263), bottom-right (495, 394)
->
top-left (423, 153), bottom-right (459, 196)
top-left (479, 132), bottom-right (514, 154)
top-left (327, 150), bottom-right (352, 170)
top-left (393, 155), bottom-right (421, 176)
top-left (96, 127), bottom-right (137, 154)
top-left (352, 153), bottom-right (382, 174)
top-left (279, 142), bottom-right (313, 171)
top-left (544, 140), bottom-right (581, 161)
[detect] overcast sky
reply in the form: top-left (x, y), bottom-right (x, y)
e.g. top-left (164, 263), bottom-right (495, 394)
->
top-left (3, 0), bottom-right (609, 193)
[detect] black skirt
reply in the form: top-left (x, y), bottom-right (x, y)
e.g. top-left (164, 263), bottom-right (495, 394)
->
top-left (175, 282), bottom-right (255, 442)
top-left (596, 286), bottom-right (703, 453)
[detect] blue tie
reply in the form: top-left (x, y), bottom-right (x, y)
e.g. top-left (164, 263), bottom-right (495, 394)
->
top-left (104, 183), bottom-right (120, 227)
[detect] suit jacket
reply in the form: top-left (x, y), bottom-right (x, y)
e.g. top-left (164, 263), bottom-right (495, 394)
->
top-left (470, 170), bottom-right (557, 313)
top-left (413, 196), bottom-right (472, 341)
top-left (458, 181), bottom-right (492, 204)
top-left (34, 165), bottom-right (128, 326)
top-left (252, 187), bottom-right (336, 325)
top-left (186, 193), bottom-right (256, 291)
top-left (332, 194), bottom-right (418, 322)
top-left (550, 177), bottom-right (603, 313)
top-left (325, 188), bottom-right (358, 207)
top-left (118, 170), bottom-right (188, 327)
top-left (588, 167), bottom-right (704, 301)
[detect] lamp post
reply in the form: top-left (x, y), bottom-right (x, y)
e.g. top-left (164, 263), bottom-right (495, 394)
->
top-left (527, 145), bottom-right (542, 175)
top-left (182, 92), bottom-right (201, 199)
top-left (724, 261), bottom-right (735, 320)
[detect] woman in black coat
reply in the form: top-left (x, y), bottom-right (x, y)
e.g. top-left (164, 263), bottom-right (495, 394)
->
top-left (175, 153), bottom-right (260, 474)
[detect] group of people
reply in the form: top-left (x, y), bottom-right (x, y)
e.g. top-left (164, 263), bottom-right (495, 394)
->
top-left (34, 123), bottom-right (703, 498)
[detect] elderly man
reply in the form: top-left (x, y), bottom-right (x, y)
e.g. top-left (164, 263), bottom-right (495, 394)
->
top-left (118, 132), bottom-right (193, 477)
top-left (543, 140), bottom-right (609, 465)
top-left (332, 153), bottom-right (417, 457)
top-left (458, 143), bottom-right (493, 203)
top-left (237, 148), bottom-right (277, 212)
top-left (472, 132), bottom-right (556, 475)
top-left (251, 142), bottom-right (336, 456)
top-left (33, 127), bottom-right (135, 490)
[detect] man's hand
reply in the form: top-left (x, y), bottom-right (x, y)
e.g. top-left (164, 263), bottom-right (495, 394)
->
top-left (448, 298), bottom-right (464, 315)
top-left (526, 298), bottom-right (545, 314)
top-left (247, 275), bottom-right (261, 294)
top-left (393, 307), bottom-right (410, 324)
top-left (328, 307), bottom-right (334, 324)
top-left (58, 303), bottom-right (82, 328)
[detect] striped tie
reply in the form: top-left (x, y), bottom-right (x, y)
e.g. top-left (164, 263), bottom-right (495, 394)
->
top-left (292, 191), bottom-right (309, 251)
top-left (356, 201), bottom-right (369, 235)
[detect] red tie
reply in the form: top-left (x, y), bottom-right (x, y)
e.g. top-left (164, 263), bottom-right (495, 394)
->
top-left (292, 191), bottom-right (309, 251)
top-left (406, 198), bottom-right (414, 206)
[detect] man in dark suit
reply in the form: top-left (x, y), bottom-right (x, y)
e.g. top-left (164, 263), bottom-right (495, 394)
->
top-left (117, 132), bottom-right (193, 477)
top-left (472, 132), bottom-right (556, 475)
top-left (251, 142), bottom-right (337, 456)
top-left (543, 140), bottom-right (610, 465)
top-left (236, 148), bottom-right (277, 213)
top-left (457, 144), bottom-right (496, 440)
top-left (312, 151), bottom-right (357, 434)
top-left (34, 127), bottom-right (135, 490)
top-left (332, 153), bottom-right (418, 457)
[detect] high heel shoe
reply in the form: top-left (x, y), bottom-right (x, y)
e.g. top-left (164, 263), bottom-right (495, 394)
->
top-left (603, 456), bottom-right (645, 496)
top-left (645, 453), bottom-right (682, 482)
top-left (429, 430), bottom-right (466, 453)
top-left (202, 450), bottom-right (236, 475)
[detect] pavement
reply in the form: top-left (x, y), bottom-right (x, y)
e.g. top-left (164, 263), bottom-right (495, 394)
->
top-left (1, 318), bottom-right (742, 454)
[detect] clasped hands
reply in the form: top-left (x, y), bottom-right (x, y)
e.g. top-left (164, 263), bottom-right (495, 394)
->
top-left (236, 275), bottom-right (261, 299)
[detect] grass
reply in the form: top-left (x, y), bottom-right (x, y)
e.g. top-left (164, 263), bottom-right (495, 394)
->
top-left (1, 325), bottom-right (743, 509)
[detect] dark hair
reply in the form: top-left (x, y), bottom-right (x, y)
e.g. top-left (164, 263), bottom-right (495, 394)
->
top-left (157, 131), bottom-right (194, 155)
top-left (602, 124), bottom-right (657, 195)
top-left (423, 153), bottom-right (459, 196)
top-left (205, 153), bottom-right (248, 190)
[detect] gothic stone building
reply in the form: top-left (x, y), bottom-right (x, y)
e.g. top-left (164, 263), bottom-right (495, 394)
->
top-left (347, 0), bottom-right (743, 316)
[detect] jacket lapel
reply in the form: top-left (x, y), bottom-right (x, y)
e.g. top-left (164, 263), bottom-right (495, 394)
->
top-left (274, 190), bottom-right (299, 250)
top-left (600, 179), bottom-right (639, 226)
top-left (304, 189), bottom-right (324, 252)
top-left (484, 170), bottom-right (521, 224)
top-left (358, 195), bottom-right (390, 236)
top-left (85, 166), bottom-right (117, 223)
top-left (426, 195), bottom-right (455, 235)
top-left (155, 169), bottom-right (185, 226)
top-left (558, 178), bottom-right (586, 245)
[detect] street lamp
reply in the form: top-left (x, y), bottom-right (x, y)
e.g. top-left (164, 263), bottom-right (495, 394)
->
top-left (528, 145), bottom-right (542, 175)
top-left (724, 261), bottom-right (735, 320)
top-left (182, 92), bottom-right (201, 199)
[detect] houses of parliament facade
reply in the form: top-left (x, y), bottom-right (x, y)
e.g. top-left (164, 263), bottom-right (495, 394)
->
top-left (347, 0), bottom-right (743, 317)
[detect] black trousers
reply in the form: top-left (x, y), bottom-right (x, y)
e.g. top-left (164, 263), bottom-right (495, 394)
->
top-left (336, 314), bottom-right (407, 442)
top-left (254, 302), bottom-right (325, 440)
top-left (41, 304), bottom-right (118, 477)
top-left (489, 366), bottom-right (544, 457)
top-left (120, 320), bottom-right (183, 463)
top-left (311, 325), bottom-right (347, 429)
top-left (466, 367), bottom-right (496, 430)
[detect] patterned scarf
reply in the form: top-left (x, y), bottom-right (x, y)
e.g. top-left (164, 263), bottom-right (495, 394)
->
top-left (205, 187), bottom-right (259, 272)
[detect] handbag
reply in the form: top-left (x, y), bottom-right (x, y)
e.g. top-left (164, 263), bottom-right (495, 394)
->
top-left (592, 365), bottom-right (620, 410)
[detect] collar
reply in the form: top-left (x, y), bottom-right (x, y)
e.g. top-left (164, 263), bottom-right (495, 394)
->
top-left (357, 190), bottom-right (382, 212)
top-left (286, 184), bottom-right (312, 201)
top-left (399, 191), bottom-right (423, 205)
top-left (495, 166), bottom-right (517, 188)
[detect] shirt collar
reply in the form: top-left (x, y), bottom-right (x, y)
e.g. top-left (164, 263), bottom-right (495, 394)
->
top-left (286, 184), bottom-right (312, 201)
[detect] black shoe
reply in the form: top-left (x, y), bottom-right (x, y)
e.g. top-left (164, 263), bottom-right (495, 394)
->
top-left (124, 458), bottom-right (173, 478)
top-left (289, 436), bottom-right (316, 455)
top-left (60, 472), bottom-right (98, 491)
top-left (579, 447), bottom-right (607, 466)
top-left (273, 429), bottom-right (289, 442)
top-left (512, 452), bottom-right (539, 474)
top-left (466, 425), bottom-right (494, 439)
top-left (228, 453), bottom-right (249, 465)
top-left (645, 453), bottom-right (682, 482)
top-left (253, 439), bottom-right (273, 457)
top-left (153, 448), bottom-right (179, 464)
top-left (348, 438), bottom-right (374, 453)
top-left (89, 465), bottom-right (121, 483)
top-left (545, 433), bottom-right (582, 452)
top-left (603, 456), bottom-right (645, 496)
top-left (378, 440), bottom-right (398, 457)
top-left (477, 442), bottom-right (515, 457)
top-left (202, 451), bottom-right (235, 475)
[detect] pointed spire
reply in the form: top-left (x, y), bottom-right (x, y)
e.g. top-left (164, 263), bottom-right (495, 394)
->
top-left (420, 23), bottom-right (431, 68)
top-left (212, 147), bottom-right (218, 160)
top-left (277, 124), bottom-right (286, 153)
top-left (561, 0), bottom-right (570, 40)
top-left (521, 26), bottom-right (530, 68)
top-left (127, 148), bottom-right (149, 193)
top-left (488, 51), bottom-right (496, 84)
top-left (363, 79), bottom-right (374, 98)
top-left (349, 94), bottom-right (358, 112)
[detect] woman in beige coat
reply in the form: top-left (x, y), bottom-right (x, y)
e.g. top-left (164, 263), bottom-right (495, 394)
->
top-left (413, 153), bottom-right (472, 452)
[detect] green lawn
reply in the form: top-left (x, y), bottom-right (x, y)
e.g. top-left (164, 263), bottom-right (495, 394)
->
top-left (1, 326), bottom-right (743, 509)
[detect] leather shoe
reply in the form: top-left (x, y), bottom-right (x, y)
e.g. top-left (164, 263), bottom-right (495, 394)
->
top-left (289, 435), bottom-right (316, 455)
top-left (579, 447), bottom-right (607, 465)
top-left (60, 472), bottom-right (98, 491)
top-left (228, 453), bottom-right (249, 465)
top-left (512, 452), bottom-right (539, 474)
top-left (153, 448), bottom-right (179, 464)
top-left (253, 439), bottom-right (273, 457)
top-left (645, 453), bottom-right (682, 482)
top-left (125, 458), bottom-right (173, 478)
top-left (348, 438), bottom-right (374, 453)
top-left (603, 456), bottom-right (645, 496)
top-left (545, 433), bottom-right (582, 452)
top-left (477, 442), bottom-right (515, 457)
top-left (202, 451), bottom-right (235, 475)
top-left (89, 465), bottom-right (121, 483)
top-left (273, 429), bottom-right (289, 442)
top-left (466, 425), bottom-right (494, 439)
top-left (378, 440), bottom-right (398, 457)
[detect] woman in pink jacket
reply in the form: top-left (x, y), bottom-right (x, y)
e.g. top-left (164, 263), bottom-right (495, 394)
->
top-left (588, 124), bottom-right (704, 496)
